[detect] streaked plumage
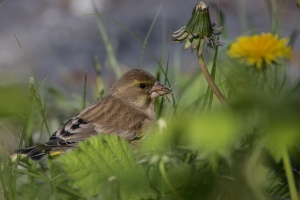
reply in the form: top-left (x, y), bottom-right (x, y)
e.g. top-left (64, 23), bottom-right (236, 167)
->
top-left (14, 69), bottom-right (171, 161)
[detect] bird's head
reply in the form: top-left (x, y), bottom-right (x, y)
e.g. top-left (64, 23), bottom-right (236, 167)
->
top-left (110, 69), bottom-right (171, 110)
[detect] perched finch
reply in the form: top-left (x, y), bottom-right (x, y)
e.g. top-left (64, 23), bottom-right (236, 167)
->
top-left (14, 69), bottom-right (171, 161)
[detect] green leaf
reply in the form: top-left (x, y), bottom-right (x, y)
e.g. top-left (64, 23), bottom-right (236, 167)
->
top-left (55, 135), bottom-right (154, 199)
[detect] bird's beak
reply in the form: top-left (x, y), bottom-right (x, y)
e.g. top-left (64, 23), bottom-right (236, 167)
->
top-left (149, 81), bottom-right (171, 98)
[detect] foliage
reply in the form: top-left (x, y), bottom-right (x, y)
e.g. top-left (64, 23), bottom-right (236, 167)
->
top-left (55, 135), bottom-right (153, 199)
top-left (1, 1), bottom-right (300, 200)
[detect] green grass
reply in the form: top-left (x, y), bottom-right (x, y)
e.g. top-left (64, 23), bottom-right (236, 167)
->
top-left (1, 1), bottom-right (300, 200)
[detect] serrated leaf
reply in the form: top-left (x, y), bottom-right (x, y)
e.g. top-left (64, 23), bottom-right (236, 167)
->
top-left (55, 135), bottom-right (154, 199)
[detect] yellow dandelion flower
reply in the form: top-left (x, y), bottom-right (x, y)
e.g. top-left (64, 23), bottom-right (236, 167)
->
top-left (227, 33), bottom-right (292, 69)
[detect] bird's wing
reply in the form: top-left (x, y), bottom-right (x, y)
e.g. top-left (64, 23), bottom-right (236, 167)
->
top-left (45, 96), bottom-right (152, 148)
top-left (44, 117), bottom-right (97, 148)
top-left (14, 116), bottom-right (97, 161)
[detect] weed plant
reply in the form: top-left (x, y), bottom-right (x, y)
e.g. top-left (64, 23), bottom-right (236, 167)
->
top-left (1, 1), bottom-right (300, 200)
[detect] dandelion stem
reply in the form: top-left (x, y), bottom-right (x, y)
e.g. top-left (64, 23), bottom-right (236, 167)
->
top-left (197, 54), bottom-right (227, 106)
top-left (282, 148), bottom-right (299, 200)
top-left (159, 161), bottom-right (183, 200)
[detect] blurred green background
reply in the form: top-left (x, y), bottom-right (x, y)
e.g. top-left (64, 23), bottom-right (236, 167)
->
top-left (0, 0), bottom-right (300, 199)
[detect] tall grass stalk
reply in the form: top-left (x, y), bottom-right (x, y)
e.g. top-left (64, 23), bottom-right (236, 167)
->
top-left (91, 0), bottom-right (121, 78)
top-left (82, 73), bottom-right (87, 109)
top-left (30, 77), bottom-right (51, 136)
top-left (202, 46), bottom-right (219, 111)
top-left (138, 5), bottom-right (162, 67)
top-left (93, 56), bottom-right (105, 99)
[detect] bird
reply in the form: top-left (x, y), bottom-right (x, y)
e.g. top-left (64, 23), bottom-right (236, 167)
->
top-left (13, 69), bottom-right (171, 161)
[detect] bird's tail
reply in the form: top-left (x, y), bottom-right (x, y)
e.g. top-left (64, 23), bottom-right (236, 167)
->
top-left (13, 146), bottom-right (48, 161)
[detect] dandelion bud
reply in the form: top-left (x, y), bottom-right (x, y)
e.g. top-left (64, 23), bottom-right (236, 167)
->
top-left (171, 2), bottom-right (224, 56)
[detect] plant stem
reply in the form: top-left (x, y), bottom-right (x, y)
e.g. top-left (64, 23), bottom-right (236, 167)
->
top-left (183, 152), bottom-right (192, 164)
top-left (82, 72), bottom-right (87, 109)
top-left (197, 54), bottom-right (227, 106)
top-left (92, 0), bottom-right (121, 78)
top-left (159, 161), bottom-right (183, 200)
top-left (282, 148), bottom-right (299, 200)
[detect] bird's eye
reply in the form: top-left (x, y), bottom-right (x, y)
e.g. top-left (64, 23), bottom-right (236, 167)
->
top-left (139, 83), bottom-right (146, 89)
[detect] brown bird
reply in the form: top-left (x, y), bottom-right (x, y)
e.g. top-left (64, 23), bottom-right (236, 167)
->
top-left (14, 69), bottom-right (171, 161)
